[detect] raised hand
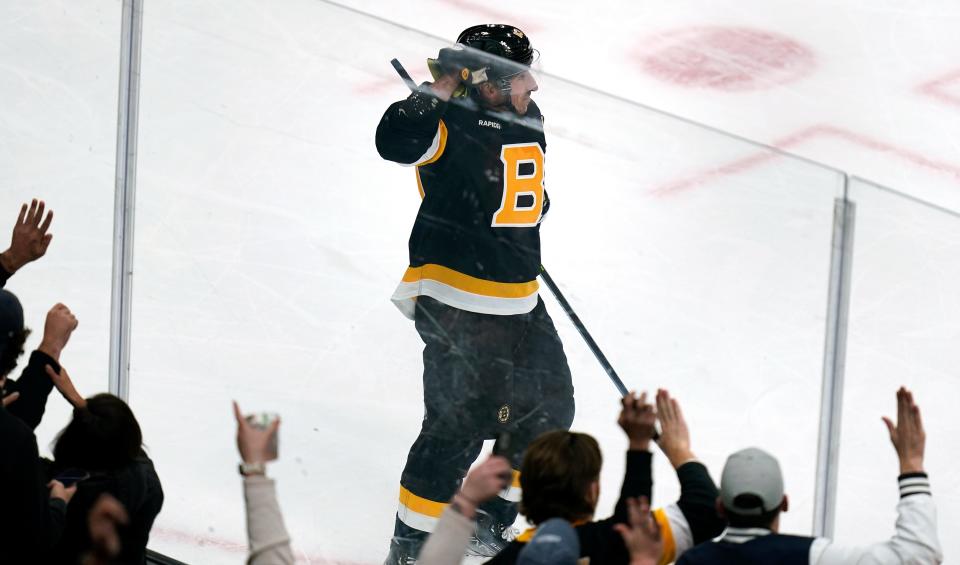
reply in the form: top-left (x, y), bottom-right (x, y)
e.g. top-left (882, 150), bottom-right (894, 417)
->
top-left (618, 391), bottom-right (657, 451)
top-left (233, 401), bottom-right (280, 465)
top-left (1, 199), bottom-right (54, 273)
top-left (435, 47), bottom-right (488, 85)
top-left (38, 303), bottom-right (79, 361)
top-left (655, 389), bottom-right (696, 468)
top-left (460, 455), bottom-right (513, 507)
top-left (429, 46), bottom-right (490, 100)
top-left (612, 496), bottom-right (663, 565)
top-left (882, 387), bottom-right (925, 474)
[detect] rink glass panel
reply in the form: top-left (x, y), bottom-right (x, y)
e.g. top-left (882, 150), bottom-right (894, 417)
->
top-left (835, 178), bottom-right (959, 556)
top-left (536, 77), bottom-right (845, 538)
top-left (131, 1), bottom-right (845, 562)
top-left (0, 1), bottom-right (120, 459)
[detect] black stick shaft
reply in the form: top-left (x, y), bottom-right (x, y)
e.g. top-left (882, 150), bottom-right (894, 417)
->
top-left (540, 266), bottom-right (629, 397)
top-left (391, 59), bottom-right (418, 92)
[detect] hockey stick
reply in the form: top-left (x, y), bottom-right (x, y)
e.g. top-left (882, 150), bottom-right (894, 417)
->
top-left (544, 268), bottom-right (656, 442)
top-left (390, 58), bottom-right (419, 92)
top-left (389, 58), bottom-right (630, 398)
top-left (539, 266), bottom-right (629, 397)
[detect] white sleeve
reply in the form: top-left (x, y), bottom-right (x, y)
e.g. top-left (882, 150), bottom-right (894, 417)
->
top-left (658, 502), bottom-right (694, 561)
top-left (244, 476), bottom-right (296, 565)
top-left (809, 475), bottom-right (942, 565)
top-left (417, 507), bottom-right (476, 565)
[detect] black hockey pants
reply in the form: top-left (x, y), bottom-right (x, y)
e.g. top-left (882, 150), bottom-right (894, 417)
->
top-left (394, 295), bottom-right (575, 538)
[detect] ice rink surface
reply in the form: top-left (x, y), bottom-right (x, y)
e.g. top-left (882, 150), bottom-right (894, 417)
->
top-left (1, 0), bottom-right (957, 563)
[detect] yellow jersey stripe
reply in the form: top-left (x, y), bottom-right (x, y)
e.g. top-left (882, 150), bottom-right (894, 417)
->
top-left (398, 486), bottom-right (447, 518)
top-left (654, 507), bottom-right (677, 565)
top-left (517, 527), bottom-right (536, 543)
top-left (415, 168), bottom-right (425, 199)
top-left (402, 264), bottom-right (539, 299)
top-left (500, 470), bottom-right (522, 503)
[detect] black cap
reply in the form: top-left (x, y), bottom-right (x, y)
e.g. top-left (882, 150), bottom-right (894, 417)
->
top-left (0, 290), bottom-right (25, 357)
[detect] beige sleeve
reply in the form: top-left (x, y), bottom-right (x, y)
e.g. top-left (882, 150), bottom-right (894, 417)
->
top-left (417, 506), bottom-right (476, 565)
top-left (244, 476), bottom-right (296, 565)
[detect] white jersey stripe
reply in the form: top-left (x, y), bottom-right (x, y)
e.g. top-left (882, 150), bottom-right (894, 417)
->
top-left (397, 503), bottom-right (440, 533)
top-left (499, 484), bottom-right (522, 503)
top-left (392, 279), bottom-right (539, 319)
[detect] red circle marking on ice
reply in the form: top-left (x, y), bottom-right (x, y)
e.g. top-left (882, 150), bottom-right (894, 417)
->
top-left (635, 27), bottom-right (816, 91)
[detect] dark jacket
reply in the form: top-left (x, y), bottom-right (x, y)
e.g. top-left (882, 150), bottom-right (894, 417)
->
top-left (486, 452), bottom-right (724, 564)
top-left (0, 407), bottom-right (67, 564)
top-left (677, 532), bottom-right (813, 565)
top-left (48, 453), bottom-right (164, 565)
top-left (486, 450), bottom-right (650, 564)
top-left (4, 350), bottom-right (61, 429)
top-left (6, 348), bottom-right (163, 564)
top-left (0, 351), bottom-right (68, 564)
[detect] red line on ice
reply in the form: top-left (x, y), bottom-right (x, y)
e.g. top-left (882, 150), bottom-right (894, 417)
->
top-left (651, 124), bottom-right (960, 195)
top-left (816, 126), bottom-right (960, 181)
top-left (917, 69), bottom-right (960, 108)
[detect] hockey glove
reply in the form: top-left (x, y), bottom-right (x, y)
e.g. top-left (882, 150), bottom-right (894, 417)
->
top-left (427, 46), bottom-right (490, 98)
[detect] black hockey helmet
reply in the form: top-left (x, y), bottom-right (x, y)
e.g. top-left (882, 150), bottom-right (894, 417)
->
top-left (456, 24), bottom-right (538, 83)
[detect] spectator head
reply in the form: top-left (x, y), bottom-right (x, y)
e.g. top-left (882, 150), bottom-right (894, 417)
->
top-left (519, 430), bottom-right (602, 525)
top-left (717, 447), bottom-right (789, 531)
top-left (0, 289), bottom-right (29, 380)
top-left (54, 394), bottom-right (143, 472)
top-left (516, 518), bottom-right (580, 565)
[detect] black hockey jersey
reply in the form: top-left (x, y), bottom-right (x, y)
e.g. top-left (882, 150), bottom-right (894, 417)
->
top-left (376, 87), bottom-right (549, 318)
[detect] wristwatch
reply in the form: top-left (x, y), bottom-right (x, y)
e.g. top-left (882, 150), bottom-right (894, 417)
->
top-left (238, 462), bottom-right (266, 476)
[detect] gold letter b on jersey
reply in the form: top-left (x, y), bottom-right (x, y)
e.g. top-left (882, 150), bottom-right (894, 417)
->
top-left (492, 143), bottom-right (545, 228)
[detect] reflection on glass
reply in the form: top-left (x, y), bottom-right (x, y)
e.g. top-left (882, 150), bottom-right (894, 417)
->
top-left (0, 0), bottom-right (121, 483)
top-left (132, 2), bottom-right (844, 563)
top-left (836, 178), bottom-right (959, 560)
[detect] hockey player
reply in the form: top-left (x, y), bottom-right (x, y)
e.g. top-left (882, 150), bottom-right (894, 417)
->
top-left (375, 24), bottom-right (575, 563)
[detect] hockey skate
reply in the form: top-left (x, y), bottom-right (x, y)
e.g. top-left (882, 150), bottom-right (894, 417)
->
top-left (384, 535), bottom-right (422, 565)
top-left (464, 509), bottom-right (519, 558)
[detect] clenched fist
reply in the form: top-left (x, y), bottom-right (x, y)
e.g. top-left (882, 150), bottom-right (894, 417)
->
top-left (38, 303), bottom-right (79, 361)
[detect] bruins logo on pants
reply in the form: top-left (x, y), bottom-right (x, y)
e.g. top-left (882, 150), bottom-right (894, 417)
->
top-left (498, 404), bottom-right (511, 423)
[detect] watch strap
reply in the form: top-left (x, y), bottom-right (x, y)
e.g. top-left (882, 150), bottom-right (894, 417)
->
top-left (239, 462), bottom-right (266, 476)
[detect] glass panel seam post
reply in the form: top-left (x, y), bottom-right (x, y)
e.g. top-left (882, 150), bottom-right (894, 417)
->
top-left (813, 177), bottom-right (856, 537)
top-left (109, 0), bottom-right (144, 401)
